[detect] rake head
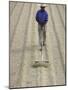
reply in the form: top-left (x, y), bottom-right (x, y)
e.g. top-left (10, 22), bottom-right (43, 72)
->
top-left (32, 61), bottom-right (49, 68)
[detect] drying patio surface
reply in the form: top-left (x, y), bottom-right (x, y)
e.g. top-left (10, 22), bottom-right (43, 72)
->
top-left (9, 2), bottom-right (66, 88)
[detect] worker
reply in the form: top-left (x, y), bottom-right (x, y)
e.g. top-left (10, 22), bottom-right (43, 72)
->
top-left (36, 4), bottom-right (48, 50)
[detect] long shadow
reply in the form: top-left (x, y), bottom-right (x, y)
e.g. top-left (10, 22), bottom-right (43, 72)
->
top-left (10, 2), bottom-right (17, 16)
top-left (49, 5), bottom-right (65, 72)
top-left (10, 3), bottom-right (24, 49)
top-left (56, 5), bottom-right (65, 28)
top-left (16, 4), bottom-right (32, 86)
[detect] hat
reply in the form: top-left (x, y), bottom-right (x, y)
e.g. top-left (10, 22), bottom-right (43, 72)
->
top-left (40, 4), bottom-right (47, 8)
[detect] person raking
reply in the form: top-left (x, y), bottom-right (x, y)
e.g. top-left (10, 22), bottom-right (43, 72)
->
top-left (36, 4), bottom-right (48, 51)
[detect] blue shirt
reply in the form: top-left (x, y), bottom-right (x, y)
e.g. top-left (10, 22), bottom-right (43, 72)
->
top-left (36, 9), bottom-right (48, 25)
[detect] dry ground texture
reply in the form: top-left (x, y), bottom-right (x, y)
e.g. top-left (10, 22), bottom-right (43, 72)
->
top-left (9, 1), bottom-right (66, 88)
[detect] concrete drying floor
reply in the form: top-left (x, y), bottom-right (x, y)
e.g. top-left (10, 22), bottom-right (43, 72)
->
top-left (9, 1), bottom-right (66, 88)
